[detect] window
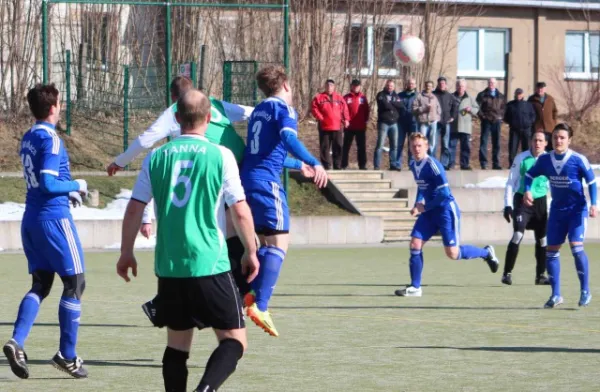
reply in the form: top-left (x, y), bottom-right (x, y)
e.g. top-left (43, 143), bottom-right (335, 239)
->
top-left (346, 25), bottom-right (402, 77)
top-left (564, 31), bottom-right (599, 79)
top-left (457, 28), bottom-right (509, 78)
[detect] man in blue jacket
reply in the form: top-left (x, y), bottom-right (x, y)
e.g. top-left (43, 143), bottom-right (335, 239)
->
top-left (398, 78), bottom-right (419, 166)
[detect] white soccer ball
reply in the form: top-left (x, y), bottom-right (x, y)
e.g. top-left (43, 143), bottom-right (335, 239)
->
top-left (394, 35), bottom-right (425, 65)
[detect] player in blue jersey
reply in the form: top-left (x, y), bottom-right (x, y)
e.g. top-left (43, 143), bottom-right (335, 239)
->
top-left (524, 123), bottom-right (597, 308)
top-left (240, 65), bottom-right (328, 337)
top-left (3, 84), bottom-right (89, 379)
top-left (395, 133), bottom-right (499, 297)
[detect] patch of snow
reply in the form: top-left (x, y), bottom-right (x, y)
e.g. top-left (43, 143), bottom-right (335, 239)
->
top-left (464, 176), bottom-right (507, 188)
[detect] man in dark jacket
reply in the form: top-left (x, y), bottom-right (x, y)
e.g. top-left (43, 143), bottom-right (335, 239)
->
top-left (434, 76), bottom-right (458, 170)
top-left (398, 78), bottom-right (418, 166)
top-left (504, 88), bottom-right (536, 166)
top-left (342, 79), bottom-right (370, 170)
top-left (528, 81), bottom-right (558, 151)
top-left (374, 79), bottom-right (403, 170)
top-left (476, 78), bottom-right (506, 170)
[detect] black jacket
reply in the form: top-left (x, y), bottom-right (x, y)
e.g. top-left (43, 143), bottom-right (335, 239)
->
top-left (504, 99), bottom-right (536, 130)
top-left (433, 88), bottom-right (458, 124)
top-left (376, 90), bottom-right (404, 125)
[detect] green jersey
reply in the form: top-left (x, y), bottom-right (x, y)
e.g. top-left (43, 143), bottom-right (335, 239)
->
top-left (131, 135), bottom-right (246, 278)
top-left (505, 150), bottom-right (549, 208)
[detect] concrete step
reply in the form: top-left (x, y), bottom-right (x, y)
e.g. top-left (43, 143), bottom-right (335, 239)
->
top-left (353, 199), bottom-right (409, 209)
top-left (343, 189), bottom-right (399, 199)
top-left (383, 217), bottom-right (416, 230)
top-left (359, 207), bottom-right (413, 218)
top-left (384, 228), bottom-right (413, 237)
top-left (383, 235), bottom-right (412, 242)
top-left (327, 170), bottom-right (384, 181)
top-left (334, 179), bottom-right (392, 190)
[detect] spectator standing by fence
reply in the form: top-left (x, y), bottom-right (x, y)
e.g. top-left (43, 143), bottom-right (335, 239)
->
top-left (434, 76), bottom-right (457, 170)
top-left (398, 78), bottom-right (419, 167)
top-left (504, 88), bottom-right (536, 166)
top-left (450, 79), bottom-right (478, 170)
top-left (342, 80), bottom-right (369, 170)
top-left (528, 81), bottom-right (557, 151)
top-left (374, 80), bottom-right (403, 170)
top-left (476, 78), bottom-right (505, 170)
top-left (413, 81), bottom-right (441, 156)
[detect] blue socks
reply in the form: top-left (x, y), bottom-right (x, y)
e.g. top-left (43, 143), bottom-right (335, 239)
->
top-left (459, 245), bottom-right (489, 260)
top-left (58, 297), bottom-right (81, 359)
top-left (251, 246), bottom-right (285, 312)
top-left (546, 250), bottom-right (561, 297)
top-left (572, 245), bottom-right (590, 293)
top-left (12, 292), bottom-right (41, 347)
top-left (409, 249), bottom-right (424, 288)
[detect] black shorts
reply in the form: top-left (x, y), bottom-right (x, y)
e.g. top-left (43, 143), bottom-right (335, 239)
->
top-left (155, 271), bottom-right (244, 331)
top-left (513, 194), bottom-right (548, 233)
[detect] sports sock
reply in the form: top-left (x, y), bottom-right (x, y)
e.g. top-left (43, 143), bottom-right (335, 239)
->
top-left (197, 339), bottom-right (243, 392)
top-left (459, 245), bottom-right (489, 259)
top-left (504, 242), bottom-right (519, 274)
top-left (572, 245), bottom-right (590, 292)
top-left (252, 246), bottom-right (285, 312)
top-left (58, 297), bottom-right (81, 359)
top-left (163, 346), bottom-right (189, 392)
top-left (546, 250), bottom-right (561, 297)
top-left (12, 292), bottom-right (41, 347)
top-left (535, 240), bottom-right (547, 277)
top-left (409, 249), bottom-right (424, 288)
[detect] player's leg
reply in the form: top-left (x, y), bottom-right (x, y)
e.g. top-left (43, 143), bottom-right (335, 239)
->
top-left (544, 210), bottom-right (568, 308)
top-left (503, 195), bottom-right (529, 284)
top-left (164, 328), bottom-right (194, 392)
top-left (568, 211), bottom-right (591, 306)
top-left (533, 197), bottom-right (549, 284)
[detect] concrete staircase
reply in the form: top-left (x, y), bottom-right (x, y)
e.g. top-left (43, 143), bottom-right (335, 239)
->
top-left (328, 170), bottom-right (414, 242)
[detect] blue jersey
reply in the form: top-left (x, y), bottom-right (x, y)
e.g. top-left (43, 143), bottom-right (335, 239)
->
top-left (526, 150), bottom-right (595, 212)
top-left (410, 155), bottom-right (455, 211)
top-left (20, 122), bottom-right (73, 220)
top-left (241, 97), bottom-right (299, 183)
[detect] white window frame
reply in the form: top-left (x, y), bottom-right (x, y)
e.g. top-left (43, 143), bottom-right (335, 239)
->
top-left (564, 31), bottom-right (599, 81)
top-left (346, 24), bottom-right (402, 77)
top-left (456, 28), bottom-right (509, 79)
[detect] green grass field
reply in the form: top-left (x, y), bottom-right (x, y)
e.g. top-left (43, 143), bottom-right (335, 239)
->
top-left (0, 245), bottom-right (599, 392)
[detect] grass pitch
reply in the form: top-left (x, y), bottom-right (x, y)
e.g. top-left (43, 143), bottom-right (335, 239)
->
top-left (0, 245), bottom-right (599, 392)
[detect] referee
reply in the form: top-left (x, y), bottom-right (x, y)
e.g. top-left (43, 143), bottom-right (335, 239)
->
top-left (502, 130), bottom-right (550, 285)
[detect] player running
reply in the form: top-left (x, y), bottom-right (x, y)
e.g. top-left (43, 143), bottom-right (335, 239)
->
top-left (524, 123), bottom-right (597, 308)
top-left (4, 84), bottom-right (89, 379)
top-left (116, 90), bottom-right (259, 392)
top-left (241, 65), bottom-right (328, 337)
top-left (395, 133), bottom-right (499, 297)
top-left (502, 130), bottom-right (550, 285)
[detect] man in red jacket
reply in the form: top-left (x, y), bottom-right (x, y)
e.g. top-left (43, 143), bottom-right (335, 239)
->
top-left (342, 79), bottom-right (370, 170)
top-left (311, 79), bottom-right (349, 170)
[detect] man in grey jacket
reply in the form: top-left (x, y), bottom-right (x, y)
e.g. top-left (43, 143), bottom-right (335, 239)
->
top-left (450, 79), bottom-right (479, 170)
top-left (412, 81), bottom-right (441, 155)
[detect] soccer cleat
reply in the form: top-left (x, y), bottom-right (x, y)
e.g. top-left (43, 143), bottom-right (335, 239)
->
top-left (3, 339), bottom-right (29, 379)
top-left (243, 290), bottom-right (256, 308)
top-left (51, 351), bottom-right (88, 378)
top-left (246, 303), bottom-right (279, 337)
top-left (142, 298), bottom-right (158, 325)
top-left (501, 273), bottom-right (512, 286)
top-left (394, 286), bottom-right (422, 297)
top-left (535, 275), bottom-right (551, 285)
top-left (579, 291), bottom-right (592, 307)
top-left (484, 245), bottom-right (499, 273)
top-left (544, 295), bottom-right (564, 309)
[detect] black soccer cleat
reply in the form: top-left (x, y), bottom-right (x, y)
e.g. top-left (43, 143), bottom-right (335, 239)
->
top-left (51, 351), bottom-right (88, 378)
top-left (501, 273), bottom-right (513, 286)
top-left (535, 275), bottom-right (551, 285)
top-left (3, 339), bottom-right (29, 379)
top-left (142, 297), bottom-right (158, 326)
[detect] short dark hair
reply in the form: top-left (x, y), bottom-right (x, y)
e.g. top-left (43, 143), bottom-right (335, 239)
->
top-left (531, 129), bottom-right (547, 140)
top-left (256, 65), bottom-right (288, 97)
top-left (27, 83), bottom-right (59, 120)
top-left (536, 81), bottom-right (547, 89)
top-left (326, 79), bottom-right (335, 84)
top-left (437, 76), bottom-right (447, 83)
top-left (170, 76), bottom-right (193, 100)
top-left (177, 89), bottom-right (211, 130)
top-left (553, 123), bottom-right (573, 138)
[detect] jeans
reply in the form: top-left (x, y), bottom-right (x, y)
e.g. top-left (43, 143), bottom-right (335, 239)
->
top-left (479, 120), bottom-right (501, 169)
top-left (508, 127), bottom-right (531, 167)
top-left (374, 122), bottom-right (398, 169)
top-left (398, 121), bottom-right (417, 168)
top-left (418, 122), bottom-right (437, 156)
top-left (449, 132), bottom-right (471, 169)
top-left (438, 122), bottom-right (451, 168)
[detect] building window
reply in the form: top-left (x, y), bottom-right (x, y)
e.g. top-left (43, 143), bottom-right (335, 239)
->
top-left (347, 25), bottom-right (402, 77)
top-left (457, 28), bottom-right (509, 78)
top-left (564, 31), bottom-right (599, 80)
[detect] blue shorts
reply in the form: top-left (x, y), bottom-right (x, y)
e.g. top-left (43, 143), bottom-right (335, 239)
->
top-left (21, 216), bottom-right (85, 276)
top-left (547, 208), bottom-right (587, 246)
top-left (411, 201), bottom-right (460, 247)
top-left (243, 179), bottom-right (290, 234)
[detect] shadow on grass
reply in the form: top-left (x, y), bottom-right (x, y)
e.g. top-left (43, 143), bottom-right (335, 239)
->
top-left (0, 322), bottom-right (145, 328)
top-left (0, 358), bottom-right (196, 369)
top-left (271, 305), bottom-right (577, 311)
top-left (397, 345), bottom-right (600, 354)
top-left (284, 283), bottom-right (465, 288)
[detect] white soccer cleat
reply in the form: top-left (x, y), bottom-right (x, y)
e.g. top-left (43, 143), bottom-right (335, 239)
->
top-left (394, 286), bottom-right (422, 297)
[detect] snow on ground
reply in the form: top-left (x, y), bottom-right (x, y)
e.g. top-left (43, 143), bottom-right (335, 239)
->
top-left (464, 176), bottom-right (507, 188)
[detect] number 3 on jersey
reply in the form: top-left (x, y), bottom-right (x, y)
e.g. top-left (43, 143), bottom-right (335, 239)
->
top-left (171, 160), bottom-right (193, 207)
top-left (21, 153), bottom-right (39, 189)
top-left (250, 121), bottom-right (262, 154)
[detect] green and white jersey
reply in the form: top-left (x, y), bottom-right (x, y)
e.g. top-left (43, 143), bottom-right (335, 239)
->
top-left (504, 150), bottom-right (549, 208)
top-left (131, 135), bottom-right (246, 278)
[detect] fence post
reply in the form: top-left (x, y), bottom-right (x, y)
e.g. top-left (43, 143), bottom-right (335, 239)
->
top-left (199, 44), bottom-right (206, 91)
top-left (77, 43), bottom-right (84, 102)
top-left (190, 61), bottom-right (197, 88)
top-left (123, 66), bottom-right (130, 160)
top-left (66, 50), bottom-right (72, 135)
top-left (42, 0), bottom-right (48, 83)
top-left (165, 3), bottom-right (172, 107)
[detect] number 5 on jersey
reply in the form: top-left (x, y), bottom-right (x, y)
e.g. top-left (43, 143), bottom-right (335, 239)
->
top-left (171, 160), bottom-right (193, 207)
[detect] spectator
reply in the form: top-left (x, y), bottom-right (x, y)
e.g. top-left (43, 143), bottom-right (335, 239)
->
top-left (476, 77), bottom-right (506, 170)
top-left (398, 78), bottom-right (419, 166)
top-left (342, 79), bottom-right (370, 170)
top-left (504, 88), bottom-right (536, 166)
top-left (450, 78), bottom-right (479, 170)
top-left (412, 80), bottom-right (441, 155)
top-left (311, 79), bottom-right (349, 170)
top-left (528, 81), bottom-right (557, 151)
top-left (374, 79), bottom-right (403, 170)
top-left (433, 76), bottom-right (458, 169)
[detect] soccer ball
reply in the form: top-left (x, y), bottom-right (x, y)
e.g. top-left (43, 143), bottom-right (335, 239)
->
top-left (394, 35), bottom-right (425, 65)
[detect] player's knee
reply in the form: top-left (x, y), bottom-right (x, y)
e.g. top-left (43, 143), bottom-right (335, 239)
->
top-left (31, 270), bottom-right (55, 300)
top-left (410, 237), bottom-right (422, 250)
top-left (445, 247), bottom-right (460, 260)
top-left (570, 243), bottom-right (584, 255)
top-left (536, 236), bottom-right (547, 247)
top-left (511, 231), bottom-right (524, 245)
top-left (60, 273), bottom-right (85, 300)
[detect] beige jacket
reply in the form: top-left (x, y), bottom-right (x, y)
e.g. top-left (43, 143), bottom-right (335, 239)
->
top-left (412, 92), bottom-right (441, 123)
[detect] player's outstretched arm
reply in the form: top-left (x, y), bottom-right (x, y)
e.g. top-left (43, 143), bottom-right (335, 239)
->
top-left (280, 129), bottom-right (327, 188)
top-left (221, 100), bottom-right (254, 123)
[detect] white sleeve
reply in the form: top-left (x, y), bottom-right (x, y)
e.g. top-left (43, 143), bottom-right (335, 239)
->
top-left (142, 201), bottom-right (155, 224)
top-left (219, 146), bottom-right (246, 206)
top-left (114, 107), bottom-right (177, 167)
top-left (131, 151), bottom-right (153, 204)
top-left (504, 154), bottom-right (523, 208)
top-left (221, 100), bottom-right (254, 123)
